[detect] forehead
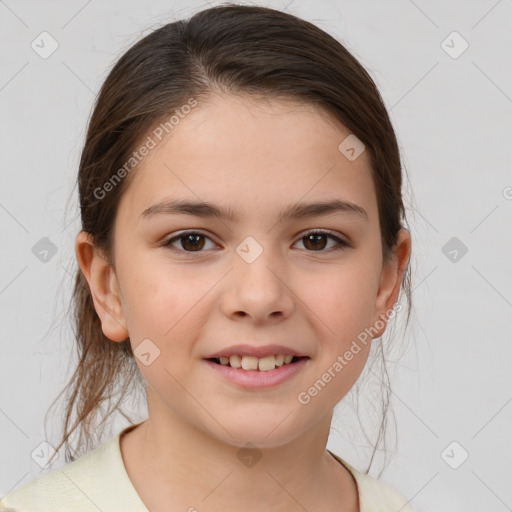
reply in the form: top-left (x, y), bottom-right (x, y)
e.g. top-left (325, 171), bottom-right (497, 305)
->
top-left (116, 93), bottom-right (377, 226)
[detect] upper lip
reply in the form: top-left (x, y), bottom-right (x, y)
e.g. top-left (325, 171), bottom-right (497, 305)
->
top-left (204, 344), bottom-right (308, 359)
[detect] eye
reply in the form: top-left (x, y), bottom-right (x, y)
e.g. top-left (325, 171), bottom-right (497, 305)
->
top-left (294, 230), bottom-right (349, 252)
top-left (163, 229), bottom-right (349, 254)
top-left (164, 231), bottom-right (217, 252)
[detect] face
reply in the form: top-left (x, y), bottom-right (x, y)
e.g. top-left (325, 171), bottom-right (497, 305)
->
top-left (77, 92), bottom-right (410, 449)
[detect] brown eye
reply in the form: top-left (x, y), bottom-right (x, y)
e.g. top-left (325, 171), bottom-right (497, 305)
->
top-left (303, 233), bottom-right (328, 251)
top-left (180, 234), bottom-right (205, 251)
top-left (295, 231), bottom-right (348, 252)
top-left (164, 232), bottom-right (215, 252)
top-left (163, 230), bottom-right (348, 254)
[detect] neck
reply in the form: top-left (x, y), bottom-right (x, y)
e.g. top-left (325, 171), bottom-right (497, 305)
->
top-left (120, 390), bottom-right (358, 512)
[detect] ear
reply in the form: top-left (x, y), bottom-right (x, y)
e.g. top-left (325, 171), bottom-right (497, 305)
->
top-left (74, 230), bottom-right (129, 342)
top-left (371, 228), bottom-right (411, 338)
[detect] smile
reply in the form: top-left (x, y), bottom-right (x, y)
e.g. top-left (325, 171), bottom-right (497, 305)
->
top-left (204, 356), bottom-right (310, 389)
top-left (209, 354), bottom-right (303, 371)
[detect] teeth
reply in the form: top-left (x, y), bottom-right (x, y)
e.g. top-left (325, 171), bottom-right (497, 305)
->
top-left (258, 355), bottom-right (276, 371)
top-left (217, 354), bottom-right (298, 371)
top-left (229, 355), bottom-right (241, 368)
top-left (241, 356), bottom-right (259, 370)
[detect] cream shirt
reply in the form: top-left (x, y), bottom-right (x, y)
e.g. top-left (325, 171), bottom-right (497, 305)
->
top-left (1, 425), bottom-right (413, 511)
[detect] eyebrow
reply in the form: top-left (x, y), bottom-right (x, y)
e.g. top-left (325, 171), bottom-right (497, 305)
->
top-left (140, 198), bottom-right (368, 223)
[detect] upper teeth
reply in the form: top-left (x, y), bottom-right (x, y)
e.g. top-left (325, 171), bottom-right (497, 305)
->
top-left (218, 354), bottom-right (295, 371)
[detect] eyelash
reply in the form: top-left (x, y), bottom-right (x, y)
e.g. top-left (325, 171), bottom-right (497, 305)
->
top-left (163, 229), bottom-right (349, 254)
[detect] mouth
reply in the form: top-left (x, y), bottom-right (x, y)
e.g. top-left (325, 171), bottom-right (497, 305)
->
top-left (204, 355), bottom-right (311, 391)
top-left (204, 355), bottom-right (310, 389)
top-left (206, 354), bottom-right (309, 372)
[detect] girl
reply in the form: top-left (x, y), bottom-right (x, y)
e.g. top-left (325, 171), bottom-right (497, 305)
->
top-left (1, 4), bottom-right (413, 511)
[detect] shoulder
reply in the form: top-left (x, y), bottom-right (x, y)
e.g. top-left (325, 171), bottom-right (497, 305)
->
top-left (0, 430), bottom-right (145, 512)
top-left (328, 451), bottom-right (415, 512)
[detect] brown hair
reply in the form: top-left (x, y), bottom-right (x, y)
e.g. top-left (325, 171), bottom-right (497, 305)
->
top-left (47, 3), bottom-right (413, 473)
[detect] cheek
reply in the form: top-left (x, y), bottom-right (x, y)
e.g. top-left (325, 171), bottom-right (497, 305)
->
top-left (303, 260), bottom-right (378, 393)
top-left (307, 263), bottom-right (379, 340)
top-left (119, 253), bottom-right (211, 340)
top-left (123, 269), bottom-right (211, 399)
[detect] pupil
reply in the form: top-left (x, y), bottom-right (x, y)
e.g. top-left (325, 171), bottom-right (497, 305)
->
top-left (305, 234), bottom-right (326, 251)
top-left (183, 234), bottom-right (204, 251)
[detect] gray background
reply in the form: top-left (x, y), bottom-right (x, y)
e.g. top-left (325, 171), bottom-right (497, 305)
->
top-left (1, 1), bottom-right (511, 510)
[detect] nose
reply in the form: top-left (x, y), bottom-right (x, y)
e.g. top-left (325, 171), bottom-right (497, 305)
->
top-left (220, 242), bottom-right (295, 324)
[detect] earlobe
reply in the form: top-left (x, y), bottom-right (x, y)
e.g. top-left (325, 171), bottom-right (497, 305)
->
top-left (371, 228), bottom-right (412, 339)
top-left (74, 231), bottom-right (129, 342)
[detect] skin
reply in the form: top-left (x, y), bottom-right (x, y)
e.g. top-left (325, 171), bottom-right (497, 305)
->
top-left (76, 92), bottom-right (411, 512)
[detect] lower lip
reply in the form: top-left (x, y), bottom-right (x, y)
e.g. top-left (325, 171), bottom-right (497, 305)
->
top-left (204, 357), bottom-right (309, 389)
